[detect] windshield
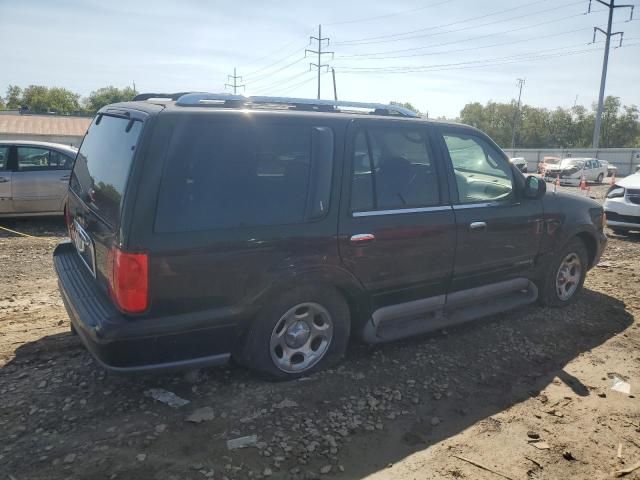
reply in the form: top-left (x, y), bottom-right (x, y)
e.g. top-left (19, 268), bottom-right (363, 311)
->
top-left (560, 159), bottom-right (584, 168)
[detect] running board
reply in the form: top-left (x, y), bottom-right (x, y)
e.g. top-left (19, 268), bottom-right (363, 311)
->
top-left (362, 279), bottom-right (538, 344)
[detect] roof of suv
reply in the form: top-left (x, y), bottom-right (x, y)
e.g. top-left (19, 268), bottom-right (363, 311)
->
top-left (99, 93), bottom-right (462, 128)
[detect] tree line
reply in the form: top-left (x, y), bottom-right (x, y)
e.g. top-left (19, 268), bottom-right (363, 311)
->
top-left (459, 96), bottom-right (639, 149)
top-left (392, 97), bottom-right (639, 148)
top-left (1, 85), bottom-right (638, 147)
top-left (0, 85), bottom-right (136, 116)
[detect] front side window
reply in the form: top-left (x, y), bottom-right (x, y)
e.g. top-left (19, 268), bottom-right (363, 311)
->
top-left (17, 147), bottom-right (51, 171)
top-left (350, 126), bottom-right (440, 212)
top-left (443, 133), bottom-right (513, 203)
top-left (155, 120), bottom-right (333, 232)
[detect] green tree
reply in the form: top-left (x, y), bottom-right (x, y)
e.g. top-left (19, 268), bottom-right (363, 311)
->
top-left (5, 85), bottom-right (22, 109)
top-left (19, 85), bottom-right (80, 114)
top-left (0, 96), bottom-right (5, 110)
top-left (84, 86), bottom-right (137, 114)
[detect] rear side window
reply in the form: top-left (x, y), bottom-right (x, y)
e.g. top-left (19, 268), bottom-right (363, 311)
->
top-left (350, 126), bottom-right (440, 212)
top-left (70, 115), bottom-right (142, 226)
top-left (0, 146), bottom-right (8, 170)
top-left (155, 119), bottom-right (334, 232)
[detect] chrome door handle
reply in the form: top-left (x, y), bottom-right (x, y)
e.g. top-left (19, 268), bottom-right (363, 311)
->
top-left (350, 233), bottom-right (376, 243)
top-left (469, 221), bottom-right (487, 232)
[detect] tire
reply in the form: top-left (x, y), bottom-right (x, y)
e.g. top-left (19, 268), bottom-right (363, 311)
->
top-left (538, 238), bottom-right (589, 307)
top-left (597, 173), bottom-right (604, 183)
top-left (238, 285), bottom-right (350, 380)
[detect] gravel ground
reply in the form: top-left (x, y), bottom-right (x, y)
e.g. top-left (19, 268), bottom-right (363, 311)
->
top-left (1, 183), bottom-right (639, 480)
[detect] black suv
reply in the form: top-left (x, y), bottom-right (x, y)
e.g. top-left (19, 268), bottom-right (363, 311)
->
top-left (54, 93), bottom-right (607, 379)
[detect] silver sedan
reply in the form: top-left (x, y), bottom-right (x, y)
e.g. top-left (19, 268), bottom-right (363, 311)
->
top-left (0, 140), bottom-right (77, 217)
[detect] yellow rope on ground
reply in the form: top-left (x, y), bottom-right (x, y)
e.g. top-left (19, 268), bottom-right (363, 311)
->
top-left (0, 224), bottom-right (51, 240)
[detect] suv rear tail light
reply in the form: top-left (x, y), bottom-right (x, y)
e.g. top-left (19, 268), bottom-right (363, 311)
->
top-left (108, 247), bottom-right (149, 313)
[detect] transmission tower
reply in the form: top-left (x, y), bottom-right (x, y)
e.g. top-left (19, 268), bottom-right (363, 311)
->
top-left (511, 78), bottom-right (525, 149)
top-left (225, 68), bottom-right (246, 95)
top-left (589, 0), bottom-right (634, 148)
top-left (306, 25), bottom-right (334, 99)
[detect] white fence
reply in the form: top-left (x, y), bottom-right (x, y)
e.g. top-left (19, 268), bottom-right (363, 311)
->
top-left (503, 148), bottom-right (640, 176)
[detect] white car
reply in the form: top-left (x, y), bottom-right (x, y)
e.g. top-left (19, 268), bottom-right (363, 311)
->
top-left (544, 157), bottom-right (607, 185)
top-left (509, 157), bottom-right (527, 173)
top-left (598, 159), bottom-right (618, 177)
top-left (604, 173), bottom-right (640, 234)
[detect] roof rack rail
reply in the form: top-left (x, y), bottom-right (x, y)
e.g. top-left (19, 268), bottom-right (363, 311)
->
top-left (167, 92), bottom-right (419, 117)
top-left (132, 92), bottom-right (191, 101)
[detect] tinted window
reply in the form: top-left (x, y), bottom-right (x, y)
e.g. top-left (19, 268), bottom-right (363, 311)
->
top-left (17, 147), bottom-right (51, 170)
top-left (0, 147), bottom-right (8, 170)
top-left (70, 115), bottom-right (142, 226)
top-left (155, 120), bottom-right (331, 232)
top-left (443, 133), bottom-right (513, 203)
top-left (350, 126), bottom-right (439, 212)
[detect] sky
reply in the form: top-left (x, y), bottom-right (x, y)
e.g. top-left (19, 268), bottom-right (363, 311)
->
top-left (1, 0), bottom-right (639, 118)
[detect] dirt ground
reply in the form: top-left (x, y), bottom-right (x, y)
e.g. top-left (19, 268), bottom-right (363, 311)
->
top-left (1, 183), bottom-right (639, 480)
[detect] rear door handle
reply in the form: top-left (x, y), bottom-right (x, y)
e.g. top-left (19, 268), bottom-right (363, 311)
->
top-left (469, 221), bottom-right (487, 232)
top-left (350, 233), bottom-right (376, 244)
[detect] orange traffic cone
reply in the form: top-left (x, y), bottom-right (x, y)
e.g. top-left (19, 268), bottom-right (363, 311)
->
top-left (580, 175), bottom-right (587, 190)
top-left (610, 171), bottom-right (616, 185)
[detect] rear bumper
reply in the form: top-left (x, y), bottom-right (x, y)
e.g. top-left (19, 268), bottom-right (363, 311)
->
top-left (53, 241), bottom-right (234, 373)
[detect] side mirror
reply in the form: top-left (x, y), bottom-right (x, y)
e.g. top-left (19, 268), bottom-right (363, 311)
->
top-left (524, 175), bottom-right (546, 199)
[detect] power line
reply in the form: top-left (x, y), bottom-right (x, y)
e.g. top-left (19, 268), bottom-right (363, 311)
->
top-left (336, 41), bottom-right (640, 75)
top-left (251, 70), bottom-right (310, 94)
top-left (242, 47), bottom-right (306, 81)
top-left (335, 10), bottom-right (615, 59)
top-left (305, 24), bottom-right (333, 99)
top-left (332, 0), bottom-right (554, 45)
top-left (324, 0), bottom-right (452, 27)
top-left (224, 68), bottom-right (245, 94)
top-left (333, 0), bottom-right (585, 47)
top-left (590, 0), bottom-right (635, 148)
top-left (245, 57), bottom-right (307, 87)
top-left (237, 31), bottom-right (313, 69)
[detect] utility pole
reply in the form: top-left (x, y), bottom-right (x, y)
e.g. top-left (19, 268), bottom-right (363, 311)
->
top-left (510, 78), bottom-right (525, 150)
top-left (589, 0), bottom-right (634, 148)
top-left (225, 68), bottom-right (245, 95)
top-left (331, 68), bottom-right (338, 101)
top-left (306, 25), bottom-right (333, 99)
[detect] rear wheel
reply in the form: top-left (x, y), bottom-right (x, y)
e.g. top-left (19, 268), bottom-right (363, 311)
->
top-left (538, 238), bottom-right (588, 307)
top-left (238, 285), bottom-right (350, 380)
top-left (597, 173), bottom-right (604, 183)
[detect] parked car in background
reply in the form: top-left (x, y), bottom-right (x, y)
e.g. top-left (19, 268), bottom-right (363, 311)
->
top-left (604, 172), bottom-right (640, 234)
top-left (54, 93), bottom-right (606, 379)
top-left (598, 159), bottom-right (618, 177)
top-left (0, 141), bottom-right (77, 217)
top-left (538, 156), bottom-right (561, 174)
top-left (510, 157), bottom-right (527, 173)
top-left (544, 157), bottom-right (607, 185)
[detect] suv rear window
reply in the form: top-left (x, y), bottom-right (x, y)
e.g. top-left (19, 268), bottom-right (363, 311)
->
top-left (70, 114), bottom-right (142, 226)
top-left (155, 119), bottom-right (333, 232)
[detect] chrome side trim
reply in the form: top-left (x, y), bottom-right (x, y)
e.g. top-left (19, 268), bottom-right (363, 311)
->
top-left (453, 202), bottom-right (499, 210)
top-left (352, 206), bottom-right (452, 217)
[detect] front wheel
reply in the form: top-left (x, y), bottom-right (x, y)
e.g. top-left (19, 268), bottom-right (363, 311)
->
top-left (597, 173), bottom-right (604, 183)
top-left (538, 238), bottom-right (588, 307)
top-left (238, 286), bottom-right (350, 380)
